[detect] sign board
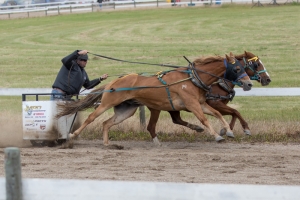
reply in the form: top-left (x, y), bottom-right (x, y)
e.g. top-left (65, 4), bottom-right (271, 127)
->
top-left (22, 101), bottom-right (76, 140)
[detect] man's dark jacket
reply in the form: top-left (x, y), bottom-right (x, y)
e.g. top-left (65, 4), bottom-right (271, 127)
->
top-left (52, 50), bottom-right (100, 95)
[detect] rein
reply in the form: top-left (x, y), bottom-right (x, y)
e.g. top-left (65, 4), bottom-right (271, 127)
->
top-left (88, 52), bottom-right (242, 86)
top-left (88, 52), bottom-right (184, 69)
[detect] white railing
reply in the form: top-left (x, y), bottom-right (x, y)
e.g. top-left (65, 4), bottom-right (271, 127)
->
top-left (2, 147), bottom-right (300, 200)
top-left (1, 0), bottom-right (298, 19)
top-left (1, 88), bottom-right (300, 96)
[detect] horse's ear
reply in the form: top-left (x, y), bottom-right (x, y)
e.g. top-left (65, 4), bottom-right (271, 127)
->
top-left (225, 54), bottom-right (230, 61)
top-left (225, 54), bottom-right (235, 64)
top-left (226, 54), bottom-right (234, 63)
top-left (244, 51), bottom-right (248, 56)
top-left (229, 52), bottom-right (234, 57)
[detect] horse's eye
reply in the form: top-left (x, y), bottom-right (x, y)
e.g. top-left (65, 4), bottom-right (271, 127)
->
top-left (233, 66), bottom-right (241, 73)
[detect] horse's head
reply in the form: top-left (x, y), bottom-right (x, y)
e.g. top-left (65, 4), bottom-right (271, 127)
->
top-left (239, 51), bottom-right (271, 86)
top-left (224, 52), bottom-right (253, 91)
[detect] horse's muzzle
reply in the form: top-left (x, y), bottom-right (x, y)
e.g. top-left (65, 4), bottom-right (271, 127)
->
top-left (241, 80), bottom-right (253, 91)
top-left (260, 77), bottom-right (271, 86)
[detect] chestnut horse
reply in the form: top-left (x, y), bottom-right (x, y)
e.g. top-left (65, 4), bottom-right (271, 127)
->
top-left (57, 53), bottom-right (253, 147)
top-left (147, 51), bottom-right (271, 145)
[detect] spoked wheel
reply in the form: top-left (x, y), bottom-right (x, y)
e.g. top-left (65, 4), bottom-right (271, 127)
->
top-left (56, 139), bottom-right (67, 145)
top-left (30, 140), bottom-right (56, 147)
top-left (30, 140), bottom-right (47, 147)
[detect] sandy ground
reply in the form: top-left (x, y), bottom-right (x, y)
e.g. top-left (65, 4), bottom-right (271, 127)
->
top-left (1, 138), bottom-right (300, 185)
top-left (0, 110), bottom-right (299, 186)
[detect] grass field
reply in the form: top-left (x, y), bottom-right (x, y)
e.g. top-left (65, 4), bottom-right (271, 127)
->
top-left (0, 4), bottom-right (299, 142)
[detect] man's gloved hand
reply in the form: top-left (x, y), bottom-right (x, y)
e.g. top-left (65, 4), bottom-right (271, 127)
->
top-left (100, 74), bottom-right (108, 81)
top-left (78, 50), bottom-right (88, 55)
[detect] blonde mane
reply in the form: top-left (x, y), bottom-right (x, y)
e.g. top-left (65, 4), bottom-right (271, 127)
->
top-left (193, 55), bottom-right (224, 65)
top-left (234, 51), bottom-right (256, 60)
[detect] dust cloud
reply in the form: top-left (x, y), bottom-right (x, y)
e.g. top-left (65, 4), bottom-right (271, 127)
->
top-left (0, 111), bottom-right (30, 148)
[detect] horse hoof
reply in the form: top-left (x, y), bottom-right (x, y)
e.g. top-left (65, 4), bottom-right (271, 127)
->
top-left (195, 126), bottom-right (204, 133)
top-left (106, 144), bottom-right (124, 150)
top-left (216, 136), bottom-right (225, 142)
top-left (244, 129), bottom-right (251, 136)
top-left (153, 137), bottom-right (162, 146)
top-left (219, 128), bottom-right (226, 136)
top-left (226, 131), bottom-right (235, 138)
top-left (187, 124), bottom-right (204, 133)
top-left (68, 133), bottom-right (74, 139)
top-left (58, 140), bottom-right (73, 149)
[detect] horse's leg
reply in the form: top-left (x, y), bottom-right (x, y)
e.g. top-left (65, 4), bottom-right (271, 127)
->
top-left (209, 101), bottom-right (251, 136)
top-left (200, 102), bottom-right (235, 138)
top-left (185, 102), bottom-right (225, 142)
top-left (147, 108), bottom-right (162, 146)
top-left (102, 103), bottom-right (139, 145)
top-left (58, 104), bottom-right (110, 149)
top-left (147, 109), bottom-right (205, 146)
top-left (226, 110), bottom-right (250, 136)
top-left (70, 104), bottom-right (108, 139)
top-left (168, 111), bottom-right (204, 132)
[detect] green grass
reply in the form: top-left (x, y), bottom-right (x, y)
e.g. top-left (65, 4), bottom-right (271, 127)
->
top-left (1, 5), bottom-right (300, 142)
top-left (0, 5), bottom-right (299, 88)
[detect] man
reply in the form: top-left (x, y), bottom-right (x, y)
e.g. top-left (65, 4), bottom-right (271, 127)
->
top-left (51, 50), bottom-right (108, 100)
top-left (97, 0), bottom-right (103, 8)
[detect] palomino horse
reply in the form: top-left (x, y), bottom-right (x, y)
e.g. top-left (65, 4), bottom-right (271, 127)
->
top-left (57, 53), bottom-right (253, 147)
top-left (146, 51), bottom-right (271, 145)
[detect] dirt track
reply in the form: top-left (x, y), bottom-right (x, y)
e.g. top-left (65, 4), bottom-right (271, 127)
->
top-left (1, 139), bottom-right (300, 185)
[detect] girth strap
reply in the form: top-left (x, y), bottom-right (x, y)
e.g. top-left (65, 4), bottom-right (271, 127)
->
top-left (188, 63), bottom-right (210, 92)
top-left (157, 72), bottom-right (176, 111)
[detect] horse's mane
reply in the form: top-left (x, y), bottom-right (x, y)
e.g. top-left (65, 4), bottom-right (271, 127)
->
top-left (193, 55), bottom-right (224, 65)
top-left (235, 51), bottom-right (256, 60)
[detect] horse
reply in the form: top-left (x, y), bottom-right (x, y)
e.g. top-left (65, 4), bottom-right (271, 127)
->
top-left (146, 51), bottom-right (271, 145)
top-left (56, 53), bottom-right (253, 148)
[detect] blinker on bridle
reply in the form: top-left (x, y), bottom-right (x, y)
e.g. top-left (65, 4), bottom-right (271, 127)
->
top-left (243, 56), bottom-right (267, 81)
top-left (223, 58), bottom-right (247, 87)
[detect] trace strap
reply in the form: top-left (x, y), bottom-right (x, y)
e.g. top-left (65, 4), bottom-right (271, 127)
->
top-left (156, 71), bottom-right (176, 110)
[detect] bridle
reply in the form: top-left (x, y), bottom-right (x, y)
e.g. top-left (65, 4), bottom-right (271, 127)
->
top-left (243, 56), bottom-right (267, 82)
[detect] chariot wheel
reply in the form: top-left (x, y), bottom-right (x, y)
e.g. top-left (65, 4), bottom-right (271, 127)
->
top-left (56, 139), bottom-right (67, 145)
top-left (30, 140), bottom-right (47, 147)
top-left (30, 140), bottom-right (56, 147)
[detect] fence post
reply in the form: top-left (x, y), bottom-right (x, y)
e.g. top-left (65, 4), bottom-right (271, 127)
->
top-left (5, 147), bottom-right (22, 200)
top-left (139, 106), bottom-right (146, 129)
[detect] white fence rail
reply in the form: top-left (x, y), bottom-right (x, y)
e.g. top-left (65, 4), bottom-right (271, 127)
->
top-left (1, 0), bottom-right (298, 19)
top-left (1, 147), bottom-right (300, 200)
top-left (1, 88), bottom-right (300, 96)
top-left (1, 177), bottom-right (300, 200)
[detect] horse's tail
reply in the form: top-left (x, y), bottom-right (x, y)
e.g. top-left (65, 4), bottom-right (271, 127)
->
top-left (55, 84), bottom-right (107, 118)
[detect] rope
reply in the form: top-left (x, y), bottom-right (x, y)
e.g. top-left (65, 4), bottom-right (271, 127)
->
top-left (88, 52), bottom-right (241, 84)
